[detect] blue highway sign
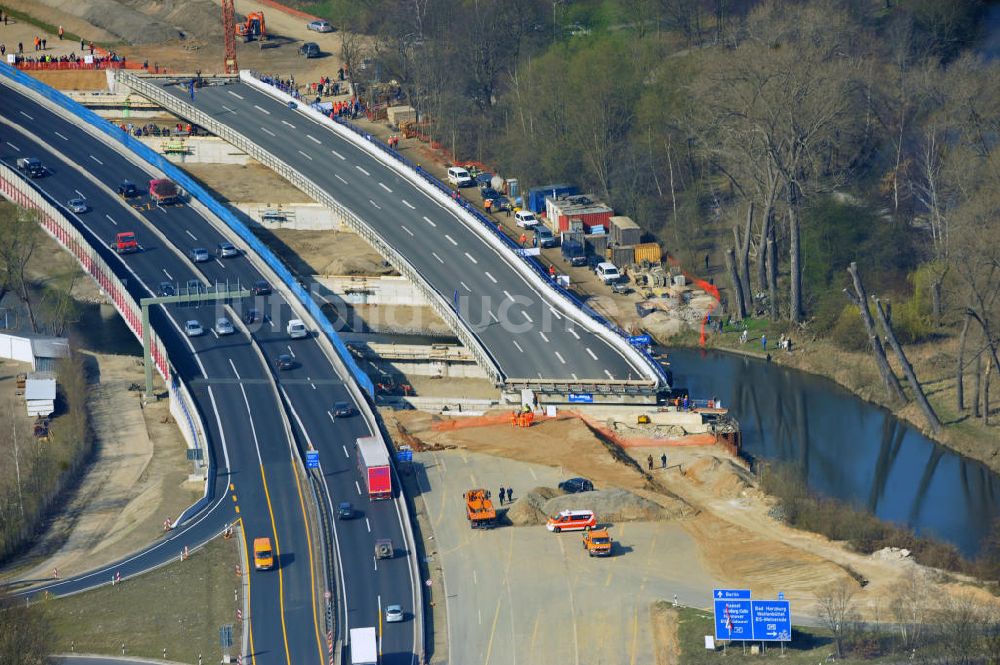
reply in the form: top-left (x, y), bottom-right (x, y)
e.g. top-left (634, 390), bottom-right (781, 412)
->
top-left (306, 450), bottom-right (320, 469)
top-left (752, 600), bottom-right (791, 641)
top-left (397, 449), bottom-right (413, 463)
top-left (714, 599), bottom-right (752, 640)
top-left (568, 393), bottom-right (594, 403)
top-left (714, 588), bottom-right (751, 600)
top-left (628, 334), bottom-right (652, 346)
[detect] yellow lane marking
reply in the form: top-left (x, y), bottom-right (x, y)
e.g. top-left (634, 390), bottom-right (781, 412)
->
top-left (259, 464), bottom-right (293, 665)
top-left (236, 518), bottom-right (258, 665)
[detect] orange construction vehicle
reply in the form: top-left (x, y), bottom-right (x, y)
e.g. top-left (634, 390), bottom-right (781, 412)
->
top-left (236, 11), bottom-right (266, 42)
top-left (583, 528), bottom-right (613, 557)
top-left (464, 489), bottom-right (497, 529)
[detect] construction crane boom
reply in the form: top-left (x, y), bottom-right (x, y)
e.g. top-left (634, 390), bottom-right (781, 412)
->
top-left (222, 0), bottom-right (237, 74)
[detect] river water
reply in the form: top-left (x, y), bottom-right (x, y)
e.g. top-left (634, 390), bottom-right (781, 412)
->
top-left (667, 347), bottom-right (1000, 557)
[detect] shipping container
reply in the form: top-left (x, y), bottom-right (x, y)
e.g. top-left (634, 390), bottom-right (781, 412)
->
top-left (611, 245), bottom-right (635, 267)
top-left (585, 233), bottom-right (609, 258)
top-left (526, 184), bottom-right (578, 213)
top-left (609, 216), bottom-right (642, 246)
top-left (386, 105), bottom-right (417, 128)
top-left (546, 194), bottom-right (614, 233)
top-left (633, 242), bottom-right (662, 264)
top-left (356, 436), bottom-right (392, 500)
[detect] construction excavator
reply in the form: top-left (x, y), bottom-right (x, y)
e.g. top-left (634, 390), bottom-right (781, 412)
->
top-left (236, 11), bottom-right (266, 42)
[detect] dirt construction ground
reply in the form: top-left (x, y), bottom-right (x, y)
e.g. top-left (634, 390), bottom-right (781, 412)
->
top-left (389, 410), bottom-right (1000, 661)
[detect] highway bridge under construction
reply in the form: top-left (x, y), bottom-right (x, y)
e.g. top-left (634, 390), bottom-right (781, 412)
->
top-left (112, 71), bottom-right (671, 405)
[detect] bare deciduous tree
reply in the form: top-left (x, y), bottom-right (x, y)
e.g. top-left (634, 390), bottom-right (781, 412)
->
top-left (816, 580), bottom-right (858, 658)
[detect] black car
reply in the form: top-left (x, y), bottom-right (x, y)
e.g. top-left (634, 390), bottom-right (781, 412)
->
top-left (337, 502), bottom-right (354, 520)
top-left (118, 179), bottom-right (138, 198)
top-left (244, 308), bottom-right (259, 324)
top-left (251, 280), bottom-right (272, 296)
top-left (332, 401), bottom-right (354, 418)
top-left (299, 42), bottom-right (320, 58)
top-left (276, 354), bottom-right (295, 371)
top-left (158, 282), bottom-right (176, 297)
top-left (480, 187), bottom-right (501, 201)
top-left (558, 477), bottom-right (594, 494)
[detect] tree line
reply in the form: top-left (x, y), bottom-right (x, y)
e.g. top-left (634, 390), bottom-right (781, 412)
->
top-left (298, 0), bottom-right (998, 426)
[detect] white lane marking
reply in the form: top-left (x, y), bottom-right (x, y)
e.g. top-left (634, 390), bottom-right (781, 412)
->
top-left (215, 258), bottom-right (225, 268)
top-left (331, 149), bottom-right (345, 160)
top-left (342, 444), bottom-right (349, 457)
top-left (260, 127), bottom-right (276, 137)
top-left (402, 226), bottom-right (414, 237)
top-left (211, 328), bottom-right (220, 339)
top-left (512, 340), bottom-right (524, 353)
top-left (489, 312), bottom-right (498, 323)
top-left (523, 312), bottom-right (533, 323)
top-left (307, 134), bottom-right (321, 144)
top-left (297, 150), bottom-right (314, 160)
top-left (445, 234), bottom-right (458, 246)
top-left (5, 141), bottom-right (19, 152)
top-left (379, 182), bottom-right (392, 193)
top-left (555, 351), bottom-right (566, 364)
top-left (478, 609), bottom-right (482, 625)
top-left (253, 104), bottom-right (271, 114)
top-left (355, 480), bottom-right (361, 495)
top-left (335, 174), bottom-right (348, 184)
top-left (503, 290), bottom-right (515, 302)
top-left (228, 90), bottom-right (245, 99)
top-left (539, 331), bottom-right (549, 342)
top-left (365, 518), bottom-right (371, 533)
top-left (431, 252), bottom-right (443, 264)
top-left (460, 281), bottom-right (471, 292)
top-left (287, 345), bottom-right (296, 358)
top-left (473, 570), bottom-right (478, 585)
top-left (89, 155), bottom-right (103, 165)
top-left (422, 216), bottom-right (436, 227)
top-left (485, 271), bottom-right (497, 283)
top-left (369, 199), bottom-right (381, 210)
top-left (267, 317), bottom-right (275, 328)
top-left (162, 268), bottom-right (173, 280)
top-left (464, 252), bottom-right (477, 264)
top-left (281, 120), bottom-right (296, 128)
top-left (356, 165), bottom-right (370, 176)
top-left (402, 200), bottom-right (415, 209)
top-left (568, 328), bottom-right (580, 339)
top-left (550, 308), bottom-right (562, 320)
top-left (605, 369), bottom-right (615, 380)
top-left (310, 381), bottom-right (317, 390)
top-left (222, 105), bottom-right (237, 114)
top-left (105, 214), bottom-right (118, 226)
top-left (185, 230), bottom-right (197, 240)
top-left (236, 373), bottom-right (264, 466)
top-left (53, 131), bottom-right (68, 141)
top-left (229, 359), bottom-right (241, 379)
top-left (19, 111), bottom-right (33, 120)
top-left (586, 347), bottom-right (598, 360)
top-left (374, 557), bottom-right (378, 572)
top-left (571, 373), bottom-right (579, 381)
top-left (75, 189), bottom-right (86, 199)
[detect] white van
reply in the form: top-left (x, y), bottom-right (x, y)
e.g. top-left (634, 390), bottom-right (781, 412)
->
top-left (286, 319), bottom-right (308, 339)
top-left (595, 262), bottom-right (622, 284)
top-left (446, 166), bottom-right (473, 188)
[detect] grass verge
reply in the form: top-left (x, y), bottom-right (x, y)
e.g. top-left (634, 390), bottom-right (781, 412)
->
top-left (38, 535), bottom-right (242, 662)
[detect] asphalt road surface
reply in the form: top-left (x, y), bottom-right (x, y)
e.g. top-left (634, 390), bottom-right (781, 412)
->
top-left (0, 79), bottom-right (416, 665)
top-left (157, 78), bottom-right (654, 386)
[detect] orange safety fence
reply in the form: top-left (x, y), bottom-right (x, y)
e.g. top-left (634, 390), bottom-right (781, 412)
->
top-left (257, 0), bottom-right (321, 21)
top-left (13, 60), bottom-right (137, 71)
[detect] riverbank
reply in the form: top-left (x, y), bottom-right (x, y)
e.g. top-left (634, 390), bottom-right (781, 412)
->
top-left (659, 325), bottom-right (1000, 476)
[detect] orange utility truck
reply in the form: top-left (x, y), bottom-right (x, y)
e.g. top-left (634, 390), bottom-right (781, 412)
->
top-left (464, 489), bottom-right (497, 529)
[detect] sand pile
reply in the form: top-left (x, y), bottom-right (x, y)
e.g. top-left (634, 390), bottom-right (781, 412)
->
top-left (507, 487), bottom-right (691, 526)
top-left (682, 456), bottom-right (754, 499)
top-left (27, 0), bottom-right (222, 44)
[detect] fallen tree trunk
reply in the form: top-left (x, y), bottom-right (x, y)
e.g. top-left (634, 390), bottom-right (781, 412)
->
top-left (845, 262), bottom-right (906, 404)
top-left (873, 296), bottom-right (941, 433)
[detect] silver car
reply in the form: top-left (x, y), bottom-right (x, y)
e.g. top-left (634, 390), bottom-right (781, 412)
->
top-left (67, 197), bottom-right (88, 213)
top-left (190, 247), bottom-right (210, 263)
top-left (307, 19), bottom-right (333, 32)
top-left (385, 604), bottom-right (404, 623)
top-left (215, 317), bottom-right (235, 335)
top-left (184, 320), bottom-right (204, 337)
top-left (216, 242), bottom-right (239, 258)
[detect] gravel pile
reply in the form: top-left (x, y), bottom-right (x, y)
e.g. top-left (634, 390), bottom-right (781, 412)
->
top-left (507, 487), bottom-right (691, 526)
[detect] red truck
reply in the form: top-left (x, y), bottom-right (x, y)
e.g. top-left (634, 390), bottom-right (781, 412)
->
top-left (148, 178), bottom-right (180, 205)
top-left (356, 436), bottom-right (391, 501)
top-left (111, 231), bottom-right (139, 254)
